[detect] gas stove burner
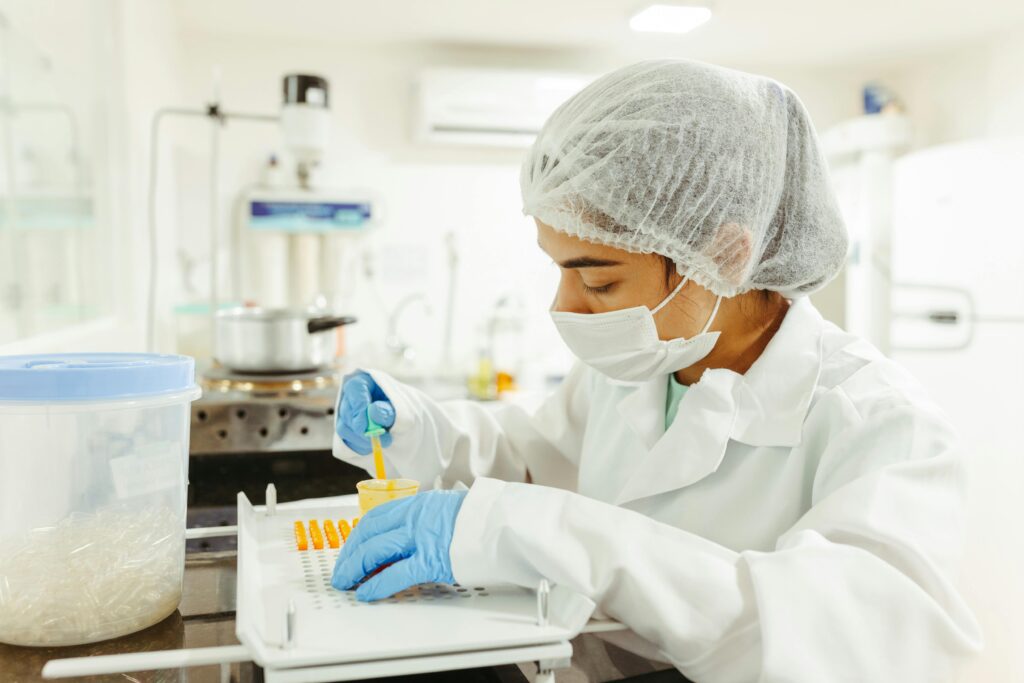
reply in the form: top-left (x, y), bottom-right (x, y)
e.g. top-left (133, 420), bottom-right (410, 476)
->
top-left (192, 365), bottom-right (342, 456)
top-left (201, 364), bottom-right (340, 397)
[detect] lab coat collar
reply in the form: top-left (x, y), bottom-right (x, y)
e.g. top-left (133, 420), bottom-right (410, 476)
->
top-left (730, 297), bottom-right (824, 448)
top-left (612, 297), bottom-right (824, 506)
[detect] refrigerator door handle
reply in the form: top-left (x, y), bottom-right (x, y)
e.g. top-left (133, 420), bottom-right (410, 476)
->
top-left (926, 310), bottom-right (960, 324)
top-left (890, 282), bottom-right (976, 352)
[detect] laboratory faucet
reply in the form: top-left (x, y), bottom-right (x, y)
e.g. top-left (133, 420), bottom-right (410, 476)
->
top-left (386, 293), bottom-right (431, 363)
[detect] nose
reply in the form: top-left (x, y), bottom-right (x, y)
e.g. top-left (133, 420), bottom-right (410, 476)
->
top-left (550, 274), bottom-right (591, 314)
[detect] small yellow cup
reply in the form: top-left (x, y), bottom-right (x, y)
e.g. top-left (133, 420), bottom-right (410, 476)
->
top-left (356, 478), bottom-right (420, 516)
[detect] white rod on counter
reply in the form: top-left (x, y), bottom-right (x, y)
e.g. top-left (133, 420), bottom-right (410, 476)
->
top-left (42, 645), bottom-right (251, 679)
top-left (185, 525), bottom-right (238, 540)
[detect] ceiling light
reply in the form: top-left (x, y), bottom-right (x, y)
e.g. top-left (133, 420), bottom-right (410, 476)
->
top-left (629, 4), bottom-right (712, 34)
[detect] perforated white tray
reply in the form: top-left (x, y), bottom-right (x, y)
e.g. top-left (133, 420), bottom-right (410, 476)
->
top-left (235, 493), bottom-right (595, 671)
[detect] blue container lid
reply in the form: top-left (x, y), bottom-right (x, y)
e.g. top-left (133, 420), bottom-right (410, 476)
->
top-left (0, 353), bottom-right (197, 402)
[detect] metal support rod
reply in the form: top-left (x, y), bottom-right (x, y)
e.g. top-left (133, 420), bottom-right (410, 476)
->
top-left (146, 108), bottom-right (205, 351)
top-left (145, 105), bottom-right (278, 351)
top-left (209, 108), bottom-right (222, 353)
top-left (218, 111), bottom-right (279, 123)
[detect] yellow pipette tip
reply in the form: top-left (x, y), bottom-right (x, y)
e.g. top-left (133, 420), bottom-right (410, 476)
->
top-left (365, 405), bottom-right (388, 480)
top-left (371, 435), bottom-right (386, 480)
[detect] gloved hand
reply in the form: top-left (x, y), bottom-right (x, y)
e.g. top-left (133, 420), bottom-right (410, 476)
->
top-left (331, 489), bottom-right (467, 602)
top-left (336, 371), bottom-right (395, 455)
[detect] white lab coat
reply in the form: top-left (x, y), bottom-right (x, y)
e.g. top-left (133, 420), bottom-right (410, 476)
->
top-left (333, 299), bottom-right (981, 682)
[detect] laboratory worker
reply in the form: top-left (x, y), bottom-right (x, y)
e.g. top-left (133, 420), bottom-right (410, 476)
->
top-left (331, 60), bottom-right (981, 682)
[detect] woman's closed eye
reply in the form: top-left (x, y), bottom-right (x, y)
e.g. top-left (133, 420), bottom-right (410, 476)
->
top-left (582, 282), bottom-right (616, 295)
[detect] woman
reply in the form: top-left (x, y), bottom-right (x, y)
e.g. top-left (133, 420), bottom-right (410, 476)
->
top-left (331, 61), bottom-right (980, 681)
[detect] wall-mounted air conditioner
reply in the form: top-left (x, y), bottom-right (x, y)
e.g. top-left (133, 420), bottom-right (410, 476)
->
top-left (414, 68), bottom-right (595, 148)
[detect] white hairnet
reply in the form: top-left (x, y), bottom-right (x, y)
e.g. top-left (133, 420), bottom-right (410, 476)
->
top-left (521, 60), bottom-right (848, 298)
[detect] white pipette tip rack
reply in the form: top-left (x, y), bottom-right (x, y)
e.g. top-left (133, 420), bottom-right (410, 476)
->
top-left (235, 489), bottom-right (596, 679)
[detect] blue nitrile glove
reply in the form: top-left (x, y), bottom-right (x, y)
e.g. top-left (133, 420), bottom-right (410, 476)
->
top-left (336, 371), bottom-right (395, 455)
top-left (331, 489), bottom-right (467, 602)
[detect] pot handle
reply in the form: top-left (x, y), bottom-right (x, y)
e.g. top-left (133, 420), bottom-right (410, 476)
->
top-left (307, 315), bottom-right (358, 334)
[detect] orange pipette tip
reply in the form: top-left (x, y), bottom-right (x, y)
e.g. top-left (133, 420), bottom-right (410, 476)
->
top-left (324, 520), bottom-right (340, 549)
top-left (293, 521), bottom-right (308, 551)
top-left (338, 519), bottom-right (351, 541)
top-left (352, 517), bottom-right (360, 528)
top-left (308, 520), bottom-right (324, 550)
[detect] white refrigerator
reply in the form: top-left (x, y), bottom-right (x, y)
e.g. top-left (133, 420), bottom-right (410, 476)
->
top-left (890, 138), bottom-right (1024, 682)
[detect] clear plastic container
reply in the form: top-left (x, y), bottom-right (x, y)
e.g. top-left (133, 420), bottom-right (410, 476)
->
top-left (0, 353), bottom-right (201, 646)
top-left (356, 478), bottom-right (420, 516)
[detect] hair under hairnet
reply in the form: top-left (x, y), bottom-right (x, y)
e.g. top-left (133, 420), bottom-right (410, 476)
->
top-left (521, 60), bottom-right (848, 298)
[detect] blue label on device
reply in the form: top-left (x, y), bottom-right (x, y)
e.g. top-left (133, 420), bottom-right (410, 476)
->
top-left (249, 201), bottom-right (372, 232)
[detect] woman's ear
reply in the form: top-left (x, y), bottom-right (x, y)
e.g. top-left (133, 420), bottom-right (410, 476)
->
top-left (709, 223), bottom-right (754, 288)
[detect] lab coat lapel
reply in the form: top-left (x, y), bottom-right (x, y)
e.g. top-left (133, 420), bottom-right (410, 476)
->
top-left (615, 376), bottom-right (667, 451)
top-left (614, 370), bottom-right (741, 506)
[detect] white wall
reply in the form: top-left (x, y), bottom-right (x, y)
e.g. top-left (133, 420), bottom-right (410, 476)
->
top-left (885, 27), bottom-right (1024, 147)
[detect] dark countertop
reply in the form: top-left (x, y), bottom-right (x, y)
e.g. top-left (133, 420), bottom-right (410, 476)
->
top-left (0, 551), bottom-right (254, 683)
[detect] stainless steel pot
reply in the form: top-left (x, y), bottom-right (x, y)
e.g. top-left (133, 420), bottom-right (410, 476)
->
top-left (214, 307), bottom-right (357, 373)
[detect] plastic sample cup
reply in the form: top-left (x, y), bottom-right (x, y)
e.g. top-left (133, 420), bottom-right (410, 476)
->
top-left (356, 479), bottom-right (420, 516)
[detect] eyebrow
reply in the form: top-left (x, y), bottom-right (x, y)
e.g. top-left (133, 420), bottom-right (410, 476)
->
top-left (557, 256), bottom-right (624, 269)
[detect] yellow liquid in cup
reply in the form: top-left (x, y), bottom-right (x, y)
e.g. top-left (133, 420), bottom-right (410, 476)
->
top-left (356, 478), bottom-right (420, 516)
